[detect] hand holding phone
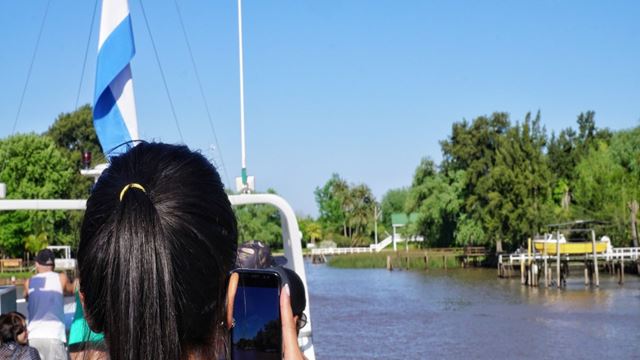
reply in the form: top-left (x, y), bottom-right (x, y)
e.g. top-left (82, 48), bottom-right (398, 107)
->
top-left (229, 269), bottom-right (282, 360)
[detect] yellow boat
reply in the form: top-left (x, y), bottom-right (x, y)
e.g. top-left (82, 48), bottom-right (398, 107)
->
top-left (534, 241), bottom-right (608, 254)
top-left (533, 233), bottom-right (611, 254)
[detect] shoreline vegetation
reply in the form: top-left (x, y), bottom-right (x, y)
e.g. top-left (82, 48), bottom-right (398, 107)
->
top-left (325, 250), bottom-right (487, 270)
top-left (1, 107), bottom-right (638, 262)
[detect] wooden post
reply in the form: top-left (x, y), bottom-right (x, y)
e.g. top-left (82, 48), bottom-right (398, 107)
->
top-left (443, 255), bottom-right (447, 270)
top-left (527, 237), bottom-right (532, 287)
top-left (591, 230), bottom-right (599, 287)
top-left (424, 254), bottom-right (429, 271)
top-left (386, 255), bottom-right (392, 271)
top-left (405, 256), bottom-right (410, 270)
top-left (543, 236), bottom-right (548, 287)
top-left (629, 200), bottom-right (639, 248)
top-left (520, 254), bottom-right (525, 285)
top-left (556, 230), bottom-right (561, 288)
top-left (584, 259), bottom-right (589, 286)
top-left (619, 260), bottom-right (624, 285)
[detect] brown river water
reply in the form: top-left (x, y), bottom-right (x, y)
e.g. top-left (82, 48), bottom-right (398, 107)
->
top-left (306, 262), bottom-right (640, 359)
top-left (13, 263), bottom-right (639, 359)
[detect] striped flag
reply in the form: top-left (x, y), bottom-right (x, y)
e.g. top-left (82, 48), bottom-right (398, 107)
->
top-left (93, 0), bottom-right (139, 156)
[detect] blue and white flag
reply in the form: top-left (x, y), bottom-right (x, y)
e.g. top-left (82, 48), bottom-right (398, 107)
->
top-left (93, 0), bottom-right (139, 157)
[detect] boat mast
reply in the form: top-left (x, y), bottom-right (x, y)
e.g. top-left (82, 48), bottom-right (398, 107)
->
top-left (237, 0), bottom-right (249, 192)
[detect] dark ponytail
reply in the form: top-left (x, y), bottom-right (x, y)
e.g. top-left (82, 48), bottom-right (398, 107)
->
top-left (78, 143), bottom-right (237, 360)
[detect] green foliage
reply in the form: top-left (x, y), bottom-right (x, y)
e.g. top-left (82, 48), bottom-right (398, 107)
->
top-left (573, 141), bottom-right (633, 246)
top-left (327, 251), bottom-right (464, 270)
top-left (234, 189), bottom-right (283, 249)
top-left (0, 133), bottom-right (76, 256)
top-left (380, 187), bottom-right (409, 229)
top-left (25, 232), bottom-right (49, 255)
top-left (454, 215), bottom-right (485, 247)
top-left (45, 104), bottom-right (104, 198)
top-left (314, 174), bottom-right (375, 246)
top-left (314, 173), bottom-right (347, 237)
top-left (298, 217), bottom-right (322, 244)
top-left (479, 113), bottom-right (553, 250)
top-left (406, 163), bottom-right (465, 247)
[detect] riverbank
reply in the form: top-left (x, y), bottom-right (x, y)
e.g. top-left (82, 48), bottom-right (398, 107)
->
top-left (327, 250), bottom-right (487, 270)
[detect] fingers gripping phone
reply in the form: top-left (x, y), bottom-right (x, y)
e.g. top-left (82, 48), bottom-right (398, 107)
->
top-left (229, 269), bottom-right (282, 360)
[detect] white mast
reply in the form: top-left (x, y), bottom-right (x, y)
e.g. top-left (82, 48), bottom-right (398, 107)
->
top-left (236, 0), bottom-right (252, 192)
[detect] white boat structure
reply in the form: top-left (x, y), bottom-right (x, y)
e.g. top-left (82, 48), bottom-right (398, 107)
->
top-left (0, 194), bottom-right (316, 358)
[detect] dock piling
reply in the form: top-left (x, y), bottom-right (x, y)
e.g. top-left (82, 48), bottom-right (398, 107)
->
top-left (619, 260), bottom-right (624, 285)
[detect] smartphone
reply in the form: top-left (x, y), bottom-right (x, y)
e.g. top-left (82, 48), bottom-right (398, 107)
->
top-left (230, 269), bottom-right (282, 360)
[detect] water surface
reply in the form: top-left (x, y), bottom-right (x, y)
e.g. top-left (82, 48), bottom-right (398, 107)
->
top-left (306, 263), bottom-right (640, 359)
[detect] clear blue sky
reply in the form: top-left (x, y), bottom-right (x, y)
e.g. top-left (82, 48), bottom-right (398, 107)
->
top-left (1, 1), bottom-right (638, 217)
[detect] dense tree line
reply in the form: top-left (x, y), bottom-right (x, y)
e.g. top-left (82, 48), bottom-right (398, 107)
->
top-left (0, 105), bottom-right (98, 256)
top-left (315, 111), bottom-right (639, 252)
top-left (0, 105), bottom-right (295, 257)
top-left (1, 106), bottom-right (637, 256)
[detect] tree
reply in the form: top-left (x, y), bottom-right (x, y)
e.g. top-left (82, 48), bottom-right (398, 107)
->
top-left (0, 133), bottom-right (76, 256)
top-left (570, 126), bottom-right (640, 247)
top-left (406, 167), bottom-right (465, 248)
top-left (45, 104), bottom-right (105, 198)
top-left (298, 217), bottom-right (322, 245)
top-left (234, 189), bottom-right (284, 248)
top-left (479, 114), bottom-right (552, 251)
top-left (440, 113), bottom-right (510, 250)
top-left (314, 174), bottom-right (348, 238)
top-left (314, 174), bottom-right (376, 246)
top-left (610, 126), bottom-right (640, 247)
top-left (380, 188), bottom-right (409, 230)
top-left (346, 184), bottom-right (375, 246)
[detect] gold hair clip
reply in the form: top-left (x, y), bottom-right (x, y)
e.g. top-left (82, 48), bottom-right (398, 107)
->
top-left (119, 183), bottom-right (146, 201)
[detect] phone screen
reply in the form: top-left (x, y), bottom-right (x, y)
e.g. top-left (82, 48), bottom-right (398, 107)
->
top-left (231, 271), bottom-right (282, 360)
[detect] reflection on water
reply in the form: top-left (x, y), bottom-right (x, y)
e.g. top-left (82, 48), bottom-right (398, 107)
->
top-left (306, 262), bottom-right (640, 360)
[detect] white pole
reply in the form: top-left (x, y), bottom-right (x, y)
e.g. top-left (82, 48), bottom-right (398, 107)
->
top-left (237, 0), bottom-right (247, 185)
top-left (374, 205), bottom-right (378, 245)
top-left (392, 225), bottom-right (397, 251)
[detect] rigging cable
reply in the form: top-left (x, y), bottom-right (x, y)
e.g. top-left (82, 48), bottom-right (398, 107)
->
top-left (11, 0), bottom-right (52, 135)
top-left (172, 0), bottom-right (231, 187)
top-left (138, 0), bottom-right (185, 143)
top-left (74, 0), bottom-right (99, 110)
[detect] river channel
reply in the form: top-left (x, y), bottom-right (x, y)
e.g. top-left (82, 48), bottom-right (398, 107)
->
top-left (306, 262), bottom-right (640, 359)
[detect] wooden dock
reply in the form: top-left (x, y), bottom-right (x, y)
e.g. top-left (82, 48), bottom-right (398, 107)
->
top-left (498, 246), bottom-right (640, 287)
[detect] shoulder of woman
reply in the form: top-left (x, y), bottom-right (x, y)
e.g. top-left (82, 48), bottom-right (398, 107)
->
top-left (27, 345), bottom-right (42, 360)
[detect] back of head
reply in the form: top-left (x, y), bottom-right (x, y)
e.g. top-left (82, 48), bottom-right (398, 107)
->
top-left (0, 312), bottom-right (26, 343)
top-left (78, 143), bottom-right (237, 360)
top-left (35, 248), bottom-right (55, 270)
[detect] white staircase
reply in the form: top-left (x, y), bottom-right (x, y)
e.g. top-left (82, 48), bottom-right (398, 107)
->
top-left (370, 235), bottom-right (393, 252)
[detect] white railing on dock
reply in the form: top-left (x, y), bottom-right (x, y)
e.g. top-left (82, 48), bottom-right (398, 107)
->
top-left (310, 247), bottom-right (373, 256)
top-left (498, 246), bottom-right (640, 265)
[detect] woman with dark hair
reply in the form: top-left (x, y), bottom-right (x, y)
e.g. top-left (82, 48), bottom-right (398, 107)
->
top-left (77, 143), bottom-right (303, 360)
top-left (0, 312), bottom-right (41, 360)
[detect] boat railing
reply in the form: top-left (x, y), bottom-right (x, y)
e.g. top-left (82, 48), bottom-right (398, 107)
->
top-left (0, 194), bottom-right (316, 360)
